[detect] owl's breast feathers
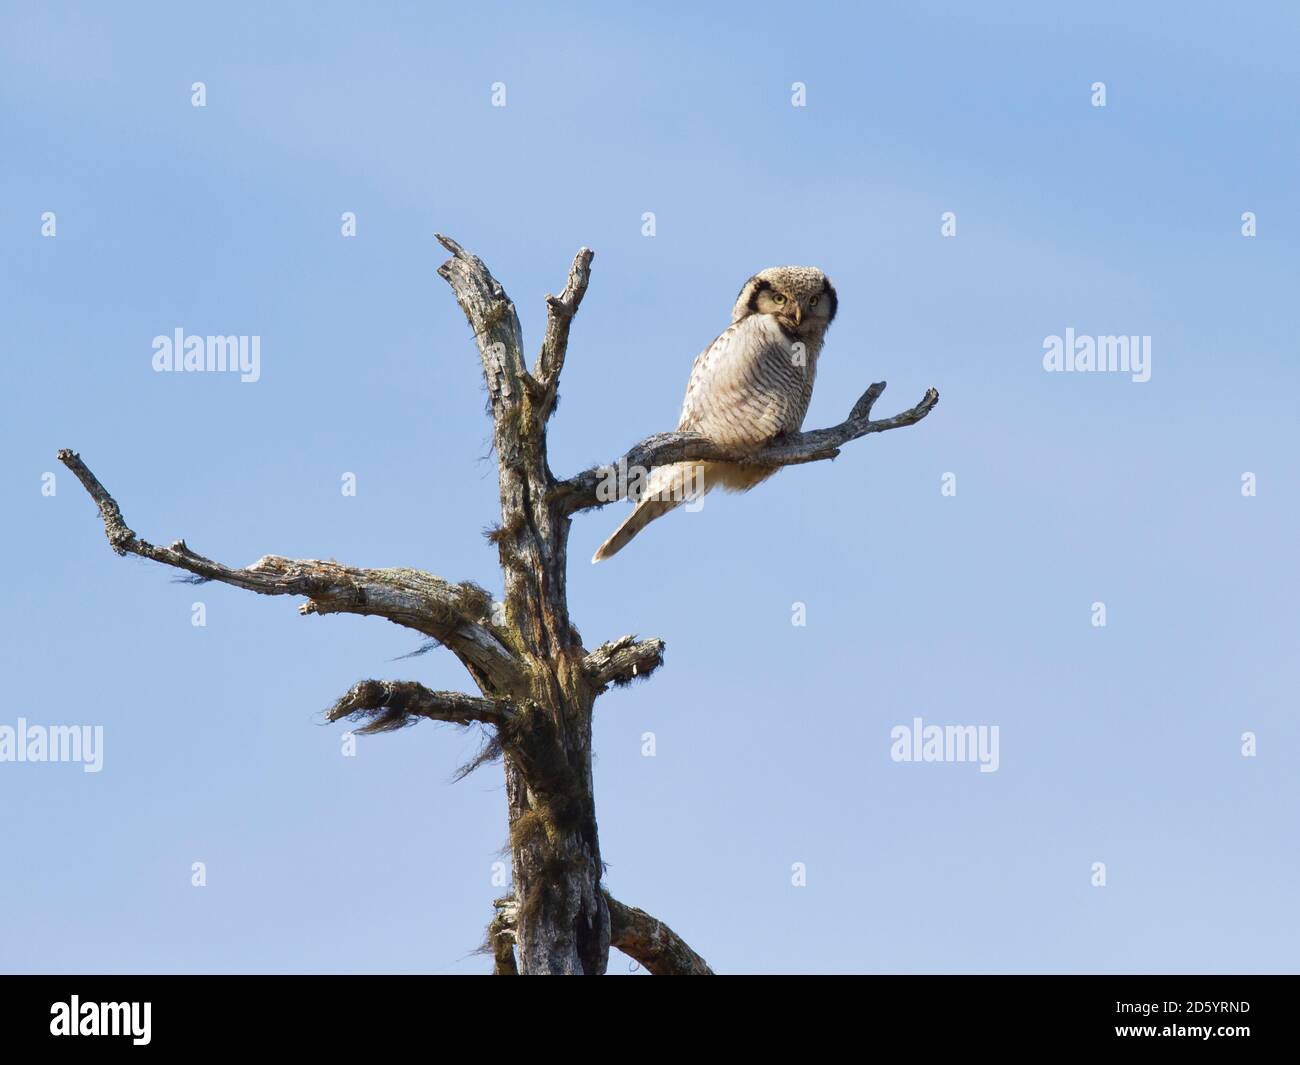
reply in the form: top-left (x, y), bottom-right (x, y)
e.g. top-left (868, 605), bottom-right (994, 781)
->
top-left (677, 314), bottom-right (822, 450)
top-left (593, 311), bottom-right (826, 562)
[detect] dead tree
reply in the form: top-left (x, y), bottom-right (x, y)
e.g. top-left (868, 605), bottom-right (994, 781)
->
top-left (58, 236), bottom-right (938, 974)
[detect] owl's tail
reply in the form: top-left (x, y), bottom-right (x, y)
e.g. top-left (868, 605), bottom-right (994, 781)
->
top-left (591, 497), bottom-right (680, 562)
top-left (591, 462), bottom-right (706, 563)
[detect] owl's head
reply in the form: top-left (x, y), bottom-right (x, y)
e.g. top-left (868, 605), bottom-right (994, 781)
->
top-left (732, 266), bottom-right (837, 335)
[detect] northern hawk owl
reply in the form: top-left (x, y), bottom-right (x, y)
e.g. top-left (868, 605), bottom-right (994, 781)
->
top-left (593, 266), bottom-right (837, 562)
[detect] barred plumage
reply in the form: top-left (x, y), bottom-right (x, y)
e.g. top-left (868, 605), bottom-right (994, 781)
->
top-left (593, 266), bottom-right (838, 562)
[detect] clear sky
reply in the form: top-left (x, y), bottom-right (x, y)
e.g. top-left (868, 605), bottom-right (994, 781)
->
top-left (2, 1), bottom-right (1297, 974)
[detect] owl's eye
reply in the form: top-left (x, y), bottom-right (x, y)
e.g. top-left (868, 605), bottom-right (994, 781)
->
top-left (772, 293), bottom-right (786, 304)
top-left (809, 296), bottom-right (820, 308)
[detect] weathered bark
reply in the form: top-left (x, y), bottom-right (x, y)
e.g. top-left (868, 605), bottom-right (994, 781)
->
top-left (435, 235), bottom-right (608, 974)
top-left (555, 380), bottom-right (940, 514)
top-left (59, 236), bottom-right (938, 974)
top-left (488, 896), bottom-right (519, 976)
top-left (326, 680), bottom-right (515, 733)
top-left (583, 635), bottom-right (666, 689)
top-left (607, 894), bottom-right (714, 975)
top-left (490, 890), bottom-right (714, 975)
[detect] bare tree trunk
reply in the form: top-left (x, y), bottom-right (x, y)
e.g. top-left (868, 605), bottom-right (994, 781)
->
top-left (58, 236), bottom-right (937, 974)
top-left (435, 239), bottom-right (611, 973)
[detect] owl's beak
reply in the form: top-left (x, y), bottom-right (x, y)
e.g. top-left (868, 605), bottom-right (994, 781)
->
top-left (789, 303), bottom-right (803, 327)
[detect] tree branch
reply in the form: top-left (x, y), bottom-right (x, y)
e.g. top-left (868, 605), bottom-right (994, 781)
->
top-left (488, 896), bottom-right (519, 975)
top-left (56, 449), bottom-right (527, 695)
top-left (326, 679), bottom-right (515, 734)
top-left (584, 636), bottom-right (665, 689)
top-left (487, 889), bottom-right (711, 974)
top-left (555, 381), bottom-right (940, 513)
top-left (435, 233), bottom-right (534, 413)
top-left (533, 246), bottom-right (594, 419)
top-left (606, 894), bottom-right (713, 975)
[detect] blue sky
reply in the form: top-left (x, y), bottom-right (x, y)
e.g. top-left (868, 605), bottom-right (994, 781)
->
top-left (1, 0), bottom-right (1297, 973)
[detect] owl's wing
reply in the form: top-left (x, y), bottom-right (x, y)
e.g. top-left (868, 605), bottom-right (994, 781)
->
top-left (677, 314), bottom-right (809, 449)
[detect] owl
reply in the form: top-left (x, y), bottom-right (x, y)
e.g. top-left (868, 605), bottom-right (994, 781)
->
top-left (593, 266), bottom-right (838, 562)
